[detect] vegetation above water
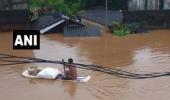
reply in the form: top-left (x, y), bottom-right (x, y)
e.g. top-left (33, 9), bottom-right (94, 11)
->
top-left (30, 0), bottom-right (125, 19)
top-left (112, 21), bottom-right (146, 36)
top-left (112, 22), bottom-right (130, 36)
top-left (30, 0), bottom-right (81, 19)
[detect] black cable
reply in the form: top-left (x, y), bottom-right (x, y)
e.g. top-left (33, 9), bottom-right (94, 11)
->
top-left (1, 54), bottom-right (170, 79)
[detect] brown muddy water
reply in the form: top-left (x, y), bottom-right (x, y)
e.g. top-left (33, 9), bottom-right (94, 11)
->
top-left (0, 30), bottom-right (170, 100)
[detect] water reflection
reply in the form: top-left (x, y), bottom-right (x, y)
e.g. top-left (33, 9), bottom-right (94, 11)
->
top-left (62, 81), bottom-right (77, 97)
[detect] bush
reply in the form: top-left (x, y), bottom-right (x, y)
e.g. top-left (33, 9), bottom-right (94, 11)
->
top-left (112, 22), bottom-right (131, 36)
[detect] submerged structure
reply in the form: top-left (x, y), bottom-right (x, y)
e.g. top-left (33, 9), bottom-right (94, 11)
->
top-left (31, 12), bottom-right (101, 37)
top-left (78, 7), bottom-right (123, 26)
top-left (124, 0), bottom-right (170, 27)
top-left (79, 0), bottom-right (170, 29)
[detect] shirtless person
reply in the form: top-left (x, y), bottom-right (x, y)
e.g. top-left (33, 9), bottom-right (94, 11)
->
top-left (63, 58), bottom-right (77, 80)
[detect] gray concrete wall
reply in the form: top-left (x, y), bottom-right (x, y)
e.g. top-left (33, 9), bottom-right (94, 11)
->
top-left (128, 0), bottom-right (161, 10)
top-left (123, 10), bottom-right (170, 28)
top-left (164, 0), bottom-right (170, 9)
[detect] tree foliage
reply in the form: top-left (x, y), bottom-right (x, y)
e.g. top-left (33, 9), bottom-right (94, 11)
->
top-left (30, 0), bottom-right (81, 17)
top-left (30, 0), bottom-right (125, 19)
top-left (112, 22), bottom-right (131, 36)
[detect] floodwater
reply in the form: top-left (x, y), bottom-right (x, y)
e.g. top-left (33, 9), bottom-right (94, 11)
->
top-left (0, 30), bottom-right (170, 100)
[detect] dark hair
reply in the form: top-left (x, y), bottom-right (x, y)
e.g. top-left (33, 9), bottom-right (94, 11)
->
top-left (68, 58), bottom-right (73, 63)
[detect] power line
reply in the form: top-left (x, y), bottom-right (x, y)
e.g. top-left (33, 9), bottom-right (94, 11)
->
top-left (1, 53), bottom-right (170, 79)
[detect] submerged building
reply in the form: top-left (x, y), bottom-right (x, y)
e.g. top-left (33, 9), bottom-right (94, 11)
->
top-left (124, 0), bottom-right (170, 27)
top-left (31, 12), bottom-right (101, 37)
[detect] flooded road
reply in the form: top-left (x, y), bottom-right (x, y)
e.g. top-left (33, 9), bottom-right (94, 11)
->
top-left (0, 30), bottom-right (170, 100)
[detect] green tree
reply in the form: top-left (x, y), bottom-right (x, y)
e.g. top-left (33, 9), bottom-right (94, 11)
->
top-left (30, 0), bottom-right (125, 19)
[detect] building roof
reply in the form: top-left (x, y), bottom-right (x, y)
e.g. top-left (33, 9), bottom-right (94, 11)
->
top-left (78, 8), bottom-right (123, 26)
top-left (31, 12), bottom-right (88, 34)
top-left (31, 12), bottom-right (66, 34)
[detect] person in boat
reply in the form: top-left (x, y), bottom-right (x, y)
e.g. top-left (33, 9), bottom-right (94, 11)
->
top-left (63, 58), bottom-right (77, 80)
top-left (26, 58), bottom-right (77, 80)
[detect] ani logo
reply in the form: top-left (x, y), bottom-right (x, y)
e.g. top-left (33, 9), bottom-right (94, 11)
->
top-left (13, 30), bottom-right (40, 49)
